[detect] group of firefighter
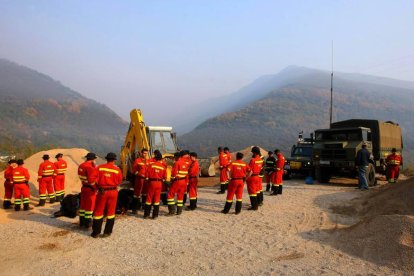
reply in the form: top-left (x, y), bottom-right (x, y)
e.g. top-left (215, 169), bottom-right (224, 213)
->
top-left (2, 153), bottom-right (67, 211)
top-left (2, 146), bottom-right (404, 239)
top-left (217, 146), bottom-right (285, 214)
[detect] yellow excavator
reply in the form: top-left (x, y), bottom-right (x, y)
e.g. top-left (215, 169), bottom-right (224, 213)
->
top-left (119, 109), bottom-right (178, 181)
top-left (120, 108), bottom-right (216, 182)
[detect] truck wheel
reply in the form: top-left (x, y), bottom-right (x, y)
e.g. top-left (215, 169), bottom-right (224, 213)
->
top-left (366, 163), bottom-right (376, 187)
top-left (316, 167), bottom-right (330, 183)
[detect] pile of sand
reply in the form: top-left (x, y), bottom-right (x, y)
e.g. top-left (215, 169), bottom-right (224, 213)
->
top-left (330, 178), bottom-right (414, 271)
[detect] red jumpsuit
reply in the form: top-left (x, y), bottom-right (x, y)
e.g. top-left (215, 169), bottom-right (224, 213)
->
top-left (145, 161), bottom-right (167, 206)
top-left (386, 153), bottom-right (403, 183)
top-left (132, 157), bottom-right (148, 199)
top-left (272, 153), bottom-right (285, 187)
top-left (142, 158), bottom-right (155, 197)
top-left (93, 163), bottom-right (122, 220)
top-left (54, 159), bottom-right (67, 198)
top-left (219, 152), bottom-right (230, 184)
top-left (3, 165), bottom-right (14, 205)
top-left (226, 160), bottom-right (250, 202)
top-left (188, 159), bottom-right (200, 200)
top-left (12, 166), bottom-right (30, 207)
top-left (168, 157), bottom-right (190, 208)
top-left (38, 160), bottom-right (56, 201)
top-left (247, 156), bottom-right (264, 196)
top-left (78, 161), bottom-right (98, 221)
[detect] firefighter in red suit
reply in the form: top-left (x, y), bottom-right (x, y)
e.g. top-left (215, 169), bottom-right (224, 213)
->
top-left (91, 152), bottom-right (122, 238)
top-left (182, 153), bottom-right (192, 205)
top-left (386, 148), bottom-right (403, 183)
top-left (144, 150), bottom-right (167, 219)
top-left (217, 147), bottom-right (230, 194)
top-left (222, 152), bottom-right (250, 214)
top-left (224, 147), bottom-right (232, 187)
top-left (3, 159), bottom-right (17, 209)
top-left (11, 159), bottom-right (31, 211)
top-left (187, 152), bottom-right (200, 210)
top-left (246, 146), bottom-right (264, 210)
top-left (167, 150), bottom-right (190, 216)
top-left (78, 152), bottom-right (98, 228)
top-left (271, 149), bottom-right (285, 195)
top-left (37, 154), bottom-right (56, 206)
top-left (53, 153), bottom-right (67, 202)
top-left (131, 148), bottom-right (149, 213)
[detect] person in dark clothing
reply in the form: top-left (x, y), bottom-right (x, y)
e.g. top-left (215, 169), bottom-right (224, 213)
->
top-left (355, 143), bottom-right (371, 190)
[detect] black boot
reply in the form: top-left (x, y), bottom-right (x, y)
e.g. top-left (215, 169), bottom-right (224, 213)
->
top-left (176, 205), bottom-right (183, 215)
top-left (248, 196), bottom-right (258, 211)
top-left (187, 199), bottom-right (197, 210)
top-left (143, 204), bottom-right (151, 219)
top-left (216, 184), bottom-right (225, 194)
top-left (55, 195), bottom-right (61, 203)
top-left (167, 204), bottom-right (176, 216)
top-left (103, 218), bottom-right (115, 237)
top-left (49, 197), bottom-right (55, 204)
top-left (79, 215), bottom-right (85, 227)
top-left (23, 203), bottom-right (30, 211)
top-left (141, 195), bottom-right (147, 209)
top-left (266, 184), bottom-right (271, 192)
top-left (271, 185), bottom-right (279, 196)
top-left (36, 199), bottom-right (46, 207)
top-left (131, 197), bottom-right (140, 214)
top-left (3, 200), bottom-right (11, 209)
top-left (278, 185), bottom-right (283, 195)
top-left (14, 203), bottom-right (21, 211)
top-left (221, 201), bottom-right (232, 214)
top-left (84, 218), bottom-right (92, 229)
top-left (161, 193), bottom-right (168, 205)
top-left (235, 201), bottom-right (242, 214)
top-left (183, 193), bottom-right (187, 205)
top-left (152, 205), bottom-right (160, 219)
top-left (258, 192), bottom-right (264, 206)
top-left (91, 218), bottom-right (103, 238)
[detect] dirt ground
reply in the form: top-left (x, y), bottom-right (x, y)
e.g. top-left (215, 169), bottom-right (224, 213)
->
top-left (0, 174), bottom-right (411, 275)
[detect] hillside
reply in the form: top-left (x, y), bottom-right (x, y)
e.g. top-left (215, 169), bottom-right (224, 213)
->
top-left (179, 66), bottom-right (414, 162)
top-left (0, 59), bottom-right (128, 157)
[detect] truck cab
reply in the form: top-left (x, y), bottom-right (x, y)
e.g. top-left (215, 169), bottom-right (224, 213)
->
top-left (284, 134), bottom-right (314, 179)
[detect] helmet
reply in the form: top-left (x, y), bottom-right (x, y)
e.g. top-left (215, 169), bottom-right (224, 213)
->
top-left (85, 152), bottom-right (97, 160)
top-left (105, 152), bottom-right (117, 160)
top-left (251, 146), bottom-right (260, 155)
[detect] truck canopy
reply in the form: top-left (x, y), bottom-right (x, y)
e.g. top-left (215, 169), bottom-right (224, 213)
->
top-left (330, 119), bottom-right (403, 159)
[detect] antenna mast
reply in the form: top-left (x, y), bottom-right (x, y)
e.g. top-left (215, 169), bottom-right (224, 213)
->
top-left (329, 40), bottom-right (334, 127)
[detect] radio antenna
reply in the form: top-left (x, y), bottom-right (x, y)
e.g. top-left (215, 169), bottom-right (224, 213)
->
top-left (329, 40), bottom-right (334, 127)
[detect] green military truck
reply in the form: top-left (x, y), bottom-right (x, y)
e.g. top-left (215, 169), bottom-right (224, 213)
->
top-left (312, 119), bottom-right (403, 186)
top-left (284, 134), bottom-right (314, 179)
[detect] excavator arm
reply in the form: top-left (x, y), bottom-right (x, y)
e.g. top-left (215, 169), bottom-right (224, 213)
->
top-left (120, 109), bottom-right (150, 179)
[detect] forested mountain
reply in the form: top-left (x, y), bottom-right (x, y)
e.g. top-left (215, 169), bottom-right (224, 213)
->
top-left (179, 66), bottom-right (414, 162)
top-left (0, 59), bottom-right (128, 156)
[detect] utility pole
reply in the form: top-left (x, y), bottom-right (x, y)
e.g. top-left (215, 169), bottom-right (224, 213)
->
top-left (329, 40), bottom-right (334, 127)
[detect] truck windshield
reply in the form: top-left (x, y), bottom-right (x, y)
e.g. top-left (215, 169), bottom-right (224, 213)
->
top-left (315, 130), bottom-right (362, 141)
top-left (149, 131), bottom-right (177, 154)
top-left (292, 147), bottom-right (312, 157)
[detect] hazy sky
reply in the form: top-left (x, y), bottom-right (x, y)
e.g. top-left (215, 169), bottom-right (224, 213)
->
top-left (1, 1), bottom-right (413, 124)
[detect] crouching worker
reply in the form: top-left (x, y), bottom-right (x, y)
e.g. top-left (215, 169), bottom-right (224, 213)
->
top-left (144, 150), bottom-right (166, 219)
top-left (221, 152), bottom-right (250, 215)
top-left (91, 153), bottom-right (122, 238)
top-left (12, 159), bottom-right (31, 211)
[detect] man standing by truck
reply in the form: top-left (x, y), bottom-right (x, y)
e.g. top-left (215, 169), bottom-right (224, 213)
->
top-left (386, 148), bottom-right (403, 183)
top-left (355, 143), bottom-right (370, 190)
